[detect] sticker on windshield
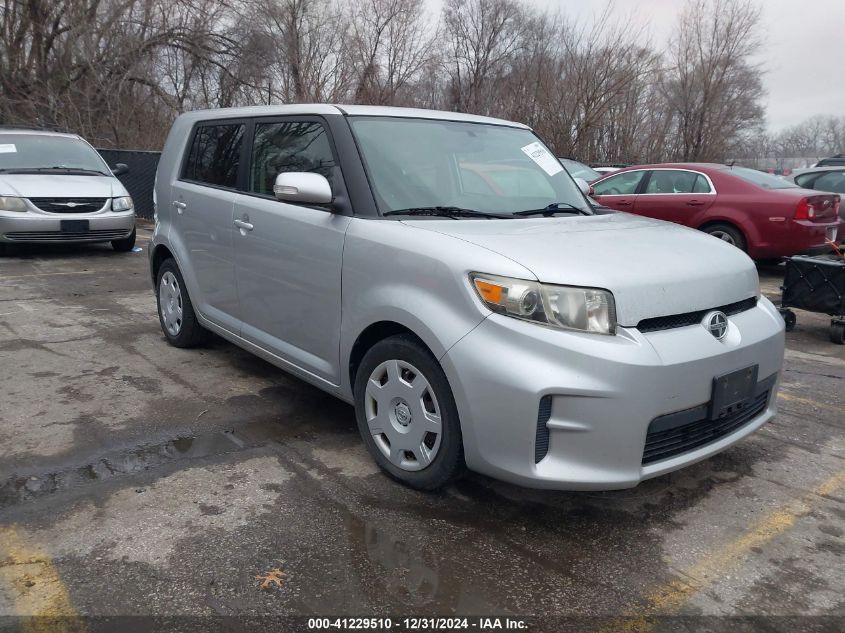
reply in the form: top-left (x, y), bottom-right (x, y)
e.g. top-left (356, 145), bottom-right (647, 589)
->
top-left (520, 142), bottom-right (563, 176)
top-left (0, 144), bottom-right (16, 154)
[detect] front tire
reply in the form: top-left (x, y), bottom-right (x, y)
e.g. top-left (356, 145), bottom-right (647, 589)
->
top-left (702, 223), bottom-right (746, 251)
top-left (354, 335), bottom-right (464, 490)
top-left (156, 258), bottom-right (209, 348)
top-left (112, 227), bottom-right (136, 252)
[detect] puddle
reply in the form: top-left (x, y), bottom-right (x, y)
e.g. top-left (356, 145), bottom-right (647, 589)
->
top-left (0, 427), bottom-right (263, 508)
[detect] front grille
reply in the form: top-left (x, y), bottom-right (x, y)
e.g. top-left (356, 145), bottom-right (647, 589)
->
top-left (29, 197), bottom-right (108, 214)
top-left (535, 396), bottom-right (552, 463)
top-left (637, 297), bottom-right (757, 333)
top-left (642, 374), bottom-right (776, 465)
top-left (4, 229), bottom-right (127, 241)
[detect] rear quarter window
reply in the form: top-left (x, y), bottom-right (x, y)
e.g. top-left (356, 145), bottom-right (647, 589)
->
top-left (182, 123), bottom-right (245, 188)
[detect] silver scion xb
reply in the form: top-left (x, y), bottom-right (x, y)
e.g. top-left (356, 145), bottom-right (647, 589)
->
top-left (150, 105), bottom-right (785, 491)
top-left (0, 128), bottom-right (136, 252)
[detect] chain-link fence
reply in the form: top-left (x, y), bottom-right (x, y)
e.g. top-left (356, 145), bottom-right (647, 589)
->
top-left (97, 149), bottom-right (160, 220)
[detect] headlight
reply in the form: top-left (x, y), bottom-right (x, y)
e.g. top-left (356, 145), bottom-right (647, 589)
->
top-left (112, 196), bottom-right (133, 212)
top-left (470, 273), bottom-right (617, 335)
top-left (0, 196), bottom-right (28, 212)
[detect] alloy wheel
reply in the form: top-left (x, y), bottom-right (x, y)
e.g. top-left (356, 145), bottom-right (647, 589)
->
top-left (710, 230), bottom-right (736, 245)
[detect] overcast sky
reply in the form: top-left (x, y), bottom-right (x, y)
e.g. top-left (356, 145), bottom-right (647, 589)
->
top-left (430, 0), bottom-right (845, 131)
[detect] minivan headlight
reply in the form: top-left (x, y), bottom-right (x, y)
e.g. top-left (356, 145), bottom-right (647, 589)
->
top-left (112, 196), bottom-right (133, 212)
top-left (470, 273), bottom-right (617, 335)
top-left (0, 196), bottom-right (28, 212)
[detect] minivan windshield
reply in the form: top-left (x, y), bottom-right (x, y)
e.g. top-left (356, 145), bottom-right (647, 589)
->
top-left (0, 134), bottom-right (110, 175)
top-left (348, 117), bottom-right (591, 217)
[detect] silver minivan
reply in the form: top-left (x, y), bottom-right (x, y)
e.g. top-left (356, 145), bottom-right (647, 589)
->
top-left (0, 128), bottom-right (136, 252)
top-left (150, 105), bottom-right (785, 490)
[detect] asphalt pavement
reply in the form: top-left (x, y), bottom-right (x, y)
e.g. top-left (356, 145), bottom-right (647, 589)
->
top-left (0, 225), bottom-right (842, 632)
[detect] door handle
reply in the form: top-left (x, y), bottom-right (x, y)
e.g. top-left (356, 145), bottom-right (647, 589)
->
top-left (234, 219), bottom-right (254, 231)
top-left (173, 201), bottom-right (186, 214)
top-left (616, 200), bottom-right (632, 206)
top-left (687, 200), bottom-right (704, 206)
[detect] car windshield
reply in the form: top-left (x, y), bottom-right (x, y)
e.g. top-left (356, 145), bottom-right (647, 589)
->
top-left (559, 158), bottom-right (601, 181)
top-left (0, 134), bottom-right (109, 174)
top-left (348, 117), bottom-right (591, 217)
top-left (728, 166), bottom-right (798, 190)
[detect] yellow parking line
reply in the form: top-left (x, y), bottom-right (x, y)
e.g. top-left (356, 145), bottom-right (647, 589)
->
top-left (599, 469), bottom-right (845, 633)
top-left (0, 271), bottom-right (96, 281)
top-left (0, 526), bottom-right (84, 632)
top-left (778, 391), bottom-right (840, 413)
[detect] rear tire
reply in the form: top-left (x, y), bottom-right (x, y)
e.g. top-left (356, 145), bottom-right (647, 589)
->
top-left (353, 335), bottom-right (464, 491)
top-left (702, 223), bottom-right (746, 251)
top-left (112, 227), bottom-right (136, 252)
top-left (830, 323), bottom-right (845, 345)
top-left (156, 258), bottom-right (209, 348)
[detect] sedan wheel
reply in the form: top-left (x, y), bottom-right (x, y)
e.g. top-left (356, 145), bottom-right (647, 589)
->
top-left (158, 270), bottom-right (183, 336)
top-left (711, 230), bottom-right (735, 244)
top-left (702, 223), bottom-right (746, 251)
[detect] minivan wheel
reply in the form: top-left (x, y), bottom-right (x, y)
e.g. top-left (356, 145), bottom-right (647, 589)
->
top-left (354, 335), bottom-right (464, 490)
top-left (112, 227), bottom-right (137, 252)
top-left (156, 258), bottom-right (209, 348)
top-left (702, 223), bottom-right (746, 251)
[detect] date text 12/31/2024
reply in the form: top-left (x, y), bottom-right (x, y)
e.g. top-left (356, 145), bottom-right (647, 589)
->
top-left (307, 617), bottom-right (529, 630)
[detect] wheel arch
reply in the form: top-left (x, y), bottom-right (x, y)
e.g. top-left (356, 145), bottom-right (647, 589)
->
top-left (150, 243), bottom-right (175, 285)
top-left (348, 320), bottom-right (433, 390)
top-left (697, 218), bottom-right (750, 247)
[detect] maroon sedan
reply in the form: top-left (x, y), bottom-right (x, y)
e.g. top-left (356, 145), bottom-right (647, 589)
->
top-left (590, 163), bottom-right (842, 259)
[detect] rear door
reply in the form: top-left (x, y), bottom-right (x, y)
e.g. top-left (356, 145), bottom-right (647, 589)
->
top-left (232, 117), bottom-right (350, 385)
top-left (633, 169), bottom-right (716, 225)
top-left (591, 170), bottom-right (646, 212)
top-left (171, 120), bottom-right (246, 332)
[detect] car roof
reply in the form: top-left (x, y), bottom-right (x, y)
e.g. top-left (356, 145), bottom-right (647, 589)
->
top-left (176, 104), bottom-right (529, 129)
top-left (0, 127), bottom-right (79, 139)
top-left (612, 162), bottom-right (728, 172)
top-left (788, 165), bottom-right (845, 179)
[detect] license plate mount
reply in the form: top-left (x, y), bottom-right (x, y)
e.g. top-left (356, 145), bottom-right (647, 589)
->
top-left (60, 219), bottom-right (89, 233)
top-left (710, 365), bottom-right (758, 420)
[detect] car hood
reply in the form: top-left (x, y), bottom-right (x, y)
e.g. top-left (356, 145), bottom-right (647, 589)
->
top-left (0, 174), bottom-right (127, 198)
top-left (404, 213), bottom-right (759, 326)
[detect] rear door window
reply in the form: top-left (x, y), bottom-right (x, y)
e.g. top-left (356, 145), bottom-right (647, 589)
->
top-left (592, 170), bottom-right (645, 195)
top-left (643, 170), bottom-right (711, 194)
top-left (182, 123), bottom-right (245, 188)
top-left (798, 171), bottom-right (845, 194)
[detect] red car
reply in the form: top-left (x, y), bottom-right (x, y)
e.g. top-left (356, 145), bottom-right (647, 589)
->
top-left (590, 163), bottom-right (842, 259)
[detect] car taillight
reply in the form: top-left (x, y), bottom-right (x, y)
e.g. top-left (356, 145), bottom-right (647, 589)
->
top-left (794, 198), bottom-right (813, 220)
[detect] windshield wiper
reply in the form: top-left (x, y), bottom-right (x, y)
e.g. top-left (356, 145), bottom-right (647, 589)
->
top-left (39, 166), bottom-right (109, 176)
top-left (383, 206), bottom-right (511, 219)
top-left (513, 202), bottom-right (592, 217)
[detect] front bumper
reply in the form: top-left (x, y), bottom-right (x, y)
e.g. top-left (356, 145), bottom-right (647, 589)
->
top-left (441, 297), bottom-right (785, 490)
top-left (0, 211), bottom-right (135, 243)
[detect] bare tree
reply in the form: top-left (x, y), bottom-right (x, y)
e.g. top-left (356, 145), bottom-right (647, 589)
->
top-left (661, 0), bottom-right (765, 161)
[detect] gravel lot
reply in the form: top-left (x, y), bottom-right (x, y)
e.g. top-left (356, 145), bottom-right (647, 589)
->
top-left (0, 224), bottom-right (843, 631)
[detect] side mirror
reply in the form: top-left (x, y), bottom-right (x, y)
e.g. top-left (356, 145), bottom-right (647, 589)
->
top-left (111, 163), bottom-right (129, 177)
top-left (274, 172), bottom-right (332, 205)
top-left (574, 177), bottom-right (590, 196)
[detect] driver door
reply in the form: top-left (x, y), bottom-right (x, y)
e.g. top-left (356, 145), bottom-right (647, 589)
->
top-left (590, 170), bottom-right (646, 212)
